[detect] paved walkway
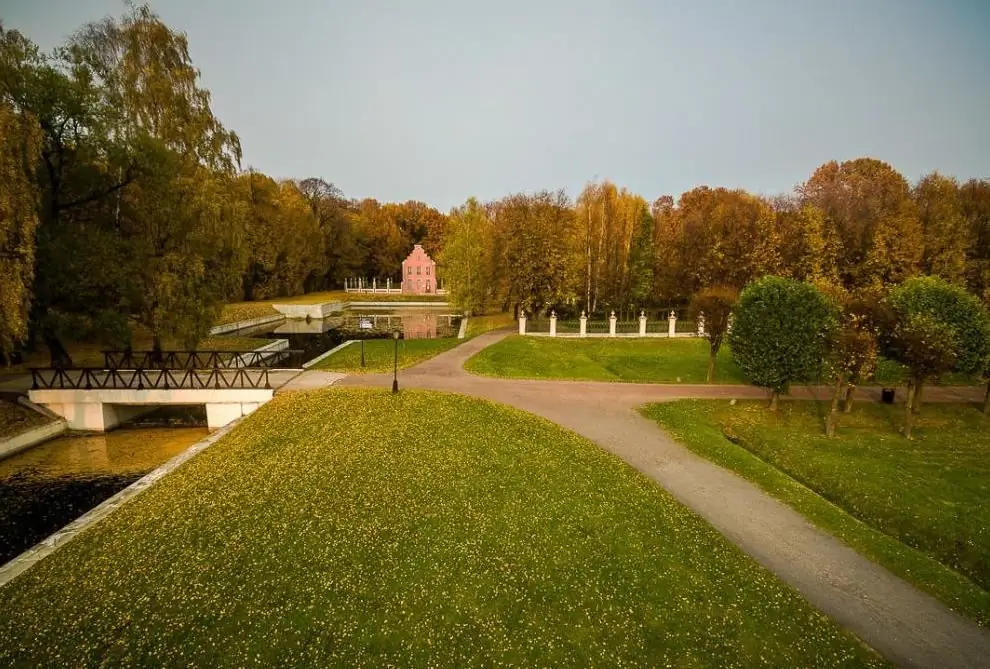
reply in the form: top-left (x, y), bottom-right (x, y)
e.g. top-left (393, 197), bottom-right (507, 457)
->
top-left (310, 330), bottom-right (990, 669)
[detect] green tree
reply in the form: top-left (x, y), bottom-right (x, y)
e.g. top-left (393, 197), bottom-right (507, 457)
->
top-left (440, 198), bottom-right (494, 315)
top-left (886, 276), bottom-right (990, 413)
top-left (729, 276), bottom-right (835, 409)
top-left (688, 286), bottom-right (737, 382)
top-left (627, 205), bottom-right (655, 307)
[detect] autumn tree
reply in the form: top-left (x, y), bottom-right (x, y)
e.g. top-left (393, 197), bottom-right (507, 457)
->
top-left (799, 158), bottom-right (922, 288)
top-left (890, 314), bottom-right (957, 439)
top-left (729, 277), bottom-right (835, 410)
top-left (298, 177), bottom-right (357, 289)
top-left (914, 172), bottom-right (968, 285)
top-left (662, 187), bottom-right (782, 299)
top-left (492, 190), bottom-right (576, 314)
top-left (961, 179), bottom-right (990, 301)
top-left (0, 97), bottom-right (41, 359)
top-left (689, 286), bottom-right (738, 382)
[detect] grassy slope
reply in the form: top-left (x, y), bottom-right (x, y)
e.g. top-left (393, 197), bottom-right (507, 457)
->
top-left (314, 338), bottom-right (461, 373)
top-left (0, 389), bottom-right (883, 667)
top-left (465, 336), bottom-right (745, 383)
top-left (642, 400), bottom-right (990, 626)
top-left (0, 401), bottom-right (53, 440)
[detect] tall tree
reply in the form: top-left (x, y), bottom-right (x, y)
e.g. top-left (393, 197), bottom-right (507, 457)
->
top-left (799, 158), bottom-right (922, 288)
top-left (627, 205), bottom-right (655, 308)
top-left (961, 179), bottom-right (990, 302)
top-left (914, 172), bottom-right (968, 285)
top-left (0, 97), bottom-right (41, 357)
top-left (440, 198), bottom-right (494, 315)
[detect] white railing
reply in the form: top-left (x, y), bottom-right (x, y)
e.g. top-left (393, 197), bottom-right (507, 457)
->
top-left (518, 310), bottom-right (709, 338)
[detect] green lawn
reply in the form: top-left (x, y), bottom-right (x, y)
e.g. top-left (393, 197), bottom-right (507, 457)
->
top-left (0, 389), bottom-right (883, 667)
top-left (314, 337), bottom-right (461, 373)
top-left (642, 400), bottom-right (990, 627)
top-left (465, 336), bottom-right (745, 383)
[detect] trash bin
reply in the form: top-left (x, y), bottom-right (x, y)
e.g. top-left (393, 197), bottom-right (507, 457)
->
top-left (881, 388), bottom-right (896, 404)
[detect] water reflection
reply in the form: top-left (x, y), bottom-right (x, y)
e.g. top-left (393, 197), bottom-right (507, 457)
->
top-left (0, 427), bottom-right (208, 478)
top-left (0, 426), bottom-right (207, 565)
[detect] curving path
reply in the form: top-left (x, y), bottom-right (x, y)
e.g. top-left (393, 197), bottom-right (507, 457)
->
top-left (297, 330), bottom-right (990, 669)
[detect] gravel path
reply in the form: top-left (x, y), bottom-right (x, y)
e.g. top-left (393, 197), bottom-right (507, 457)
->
top-left (318, 331), bottom-right (990, 669)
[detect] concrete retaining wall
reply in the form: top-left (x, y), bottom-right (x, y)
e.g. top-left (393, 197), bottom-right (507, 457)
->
top-left (209, 314), bottom-right (284, 335)
top-left (272, 302), bottom-right (343, 320)
top-left (0, 420), bottom-right (67, 460)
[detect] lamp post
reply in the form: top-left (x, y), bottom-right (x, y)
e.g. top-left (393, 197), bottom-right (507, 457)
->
top-left (392, 330), bottom-right (400, 394)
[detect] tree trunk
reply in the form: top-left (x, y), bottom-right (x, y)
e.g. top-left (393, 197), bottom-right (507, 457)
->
top-left (842, 385), bottom-right (855, 413)
top-left (707, 352), bottom-right (716, 383)
top-left (43, 332), bottom-right (72, 369)
top-left (903, 381), bottom-right (916, 440)
top-left (913, 380), bottom-right (924, 414)
top-left (984, 381), bottom-right (990, 416)
top-left (769, 390), bottom-right (780, 412)
top-left (152, 336), bottom-right (164, 366)
top-left (826, 376), bottom-right (844, 437)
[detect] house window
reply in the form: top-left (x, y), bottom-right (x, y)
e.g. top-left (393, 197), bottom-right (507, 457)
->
top-left (407, 266), bottom-right (412, 276)
top-left (426, 266), bottom-right (431, 276)
top-left (417, 279), bottom-right (421, 291)
top-left (416, 266), bottom-right (421, 275)
top-left (426, 280), bottom-right (432, 293)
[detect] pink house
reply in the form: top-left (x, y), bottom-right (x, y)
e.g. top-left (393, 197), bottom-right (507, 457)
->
top-left (401, 244), bottom-right (436, 295)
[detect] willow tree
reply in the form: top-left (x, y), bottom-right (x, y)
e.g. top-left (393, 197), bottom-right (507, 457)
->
top-left (66, 4), bottom-right (244, 349)
top-left (0, 99), bottom-right (41, 358)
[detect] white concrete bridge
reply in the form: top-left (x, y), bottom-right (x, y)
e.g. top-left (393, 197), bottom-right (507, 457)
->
top-left (28, 368), bottom-right (276, 431)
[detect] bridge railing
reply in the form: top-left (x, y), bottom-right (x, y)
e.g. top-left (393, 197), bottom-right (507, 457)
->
top-left (102, 349), bottom-right (306, 370)
top-left (30, 367), bottom-right (271, 391)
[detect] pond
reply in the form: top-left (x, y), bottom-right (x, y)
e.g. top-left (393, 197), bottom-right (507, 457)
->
top-left (0, 408), bottom-right (208, 566)
top-left (226, 306), bottom-right (462, 364)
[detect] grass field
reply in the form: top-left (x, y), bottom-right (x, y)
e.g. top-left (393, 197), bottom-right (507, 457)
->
top-left (0, 389), bottom-right (882, 666)
top-left (642, 400), bottom-right (990, 626)
top-left (465, 336), bottom-right (745, 383)
top-left (313, 338), bottom-right (461, 373)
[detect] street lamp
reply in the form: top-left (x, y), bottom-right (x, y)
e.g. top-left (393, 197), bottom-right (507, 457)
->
top-left (392, 330), bottom-right (400, 394)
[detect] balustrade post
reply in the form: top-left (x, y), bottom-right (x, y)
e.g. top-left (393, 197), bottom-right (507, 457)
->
top-left (579, 311), bottom-right (587, 337)
top-left (697, 312), bottom-right (706, 337)
top-left (549, 310), bottom-right (557, 337)
top-left (609, 311), bottom-right (617, 337)
top-left (639, 310), bottom-right (647, 337)
top-left (668, 310), bottom-right (677, 338)
top-left (518, 310), bottom-right (527, 335)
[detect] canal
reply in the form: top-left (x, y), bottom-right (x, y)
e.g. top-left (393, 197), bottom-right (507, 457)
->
top-left (0, 409), bottom-right (208, 565)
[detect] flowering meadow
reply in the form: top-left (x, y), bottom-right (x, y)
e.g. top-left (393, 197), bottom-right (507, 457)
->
top-left (0, 389), bottom-right (884, 667)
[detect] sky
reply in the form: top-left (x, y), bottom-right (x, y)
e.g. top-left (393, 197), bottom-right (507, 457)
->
top-left (4, 0), bottom-right (990, 211)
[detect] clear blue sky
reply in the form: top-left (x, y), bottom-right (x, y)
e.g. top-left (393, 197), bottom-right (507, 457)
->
top-left (5, 0), bottom-right (990, 210)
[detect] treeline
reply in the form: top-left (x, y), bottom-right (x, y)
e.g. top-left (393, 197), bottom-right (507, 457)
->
top-left (442, 164), bottom-right (990, 316)
top-left (0, 6), bottom-right (445, 363)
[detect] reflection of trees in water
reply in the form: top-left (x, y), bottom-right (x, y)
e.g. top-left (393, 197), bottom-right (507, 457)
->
top-left (0, 471), bottom-right (139, 564)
